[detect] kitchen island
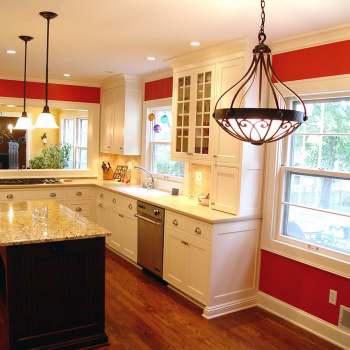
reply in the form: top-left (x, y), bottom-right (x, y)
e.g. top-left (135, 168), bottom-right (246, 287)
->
top-left (0, 200), bottom-right (110, 350)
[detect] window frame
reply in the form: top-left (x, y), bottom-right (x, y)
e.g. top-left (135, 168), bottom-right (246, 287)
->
top-left (261, 79), bottom-right (350, 279)
top-left (143, 99), bottom-right (184, 184)
top-left (60, 115), bottom-right (88, 169)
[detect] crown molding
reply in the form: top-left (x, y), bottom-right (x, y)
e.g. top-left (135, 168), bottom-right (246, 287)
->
top-left (271, 23), bottom-right (350, 54)
top-left (141, 68), bottom-right (173, 83)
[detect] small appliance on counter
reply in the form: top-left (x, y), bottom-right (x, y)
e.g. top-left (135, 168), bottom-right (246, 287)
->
top-left (198, 193), bottom-right (210, 206)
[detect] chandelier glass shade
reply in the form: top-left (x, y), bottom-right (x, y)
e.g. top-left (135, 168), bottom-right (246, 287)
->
top-left (213, 0), bottom-right (307, 145)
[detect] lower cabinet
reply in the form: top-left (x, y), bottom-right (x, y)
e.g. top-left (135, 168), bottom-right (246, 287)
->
top-left (163, 222), bottom-right (210, 305)
top-left (163, 210), bottom-right (260, 318)
top-left (96, 191), bottom-right (138, 263)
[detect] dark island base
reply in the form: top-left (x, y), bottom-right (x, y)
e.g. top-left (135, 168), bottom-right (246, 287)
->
top-left (0, 237), bottom-right (109, 350)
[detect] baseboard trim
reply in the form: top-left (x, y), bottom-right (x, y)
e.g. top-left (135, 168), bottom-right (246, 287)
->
top-left (257, 291), bottom-right (350, 350)
top-left (203, 296), bottom-right (257, 319)
top-left (105, 245), bottom-right (141, 269)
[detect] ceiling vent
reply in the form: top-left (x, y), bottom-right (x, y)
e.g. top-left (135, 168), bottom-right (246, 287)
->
top-left (339, 305), bottom-right (350, 332)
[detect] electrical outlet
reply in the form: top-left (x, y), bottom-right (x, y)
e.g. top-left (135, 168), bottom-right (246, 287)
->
top-left (329, 289), bottom-right (337, 305)
top-left (195, 171), bottom-right (202, 183)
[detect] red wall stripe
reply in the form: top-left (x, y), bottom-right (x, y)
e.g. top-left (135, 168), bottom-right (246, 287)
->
top-left (272, 39), bottom-right (350, 82)
top-left (0, 79), bottom-right (100, 103)
top-left (259, 250), bottom-right (350, 325)
top-left (144, 77), bottom-right (173, 101)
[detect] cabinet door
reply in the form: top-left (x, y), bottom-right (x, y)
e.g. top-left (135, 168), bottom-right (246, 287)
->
top-left (172, 73), bottom-right (192, 158)
top-left (96, 202), bottom-right (112, 245)
top-left (213, 57), bottom-right (245, 165)
top-left (163, 228), bottom-right (187, 290)
top-left (185, 237), bottom-right (210, 304)
top-left (109, 208), bottom-right (123, 253)
top-left (211, 165), bottom-right (240, 215)
top-left (100, 87), bottom-right (116, 153)
top-left (111, 86), bottom-right (125, 154)
top-left (192, 68), bottom-right (214, 160)
top-left (119, 213), bottom-right (138, 263)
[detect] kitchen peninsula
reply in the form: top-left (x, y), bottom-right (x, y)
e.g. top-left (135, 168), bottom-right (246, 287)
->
top-left (0, 200), bottom-right (110, 350)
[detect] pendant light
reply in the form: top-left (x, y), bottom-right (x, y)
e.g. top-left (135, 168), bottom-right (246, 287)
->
top-left (213, 0), bottom-right (307, 145)
top-left (35, 11), bottom-right (59, 129)
top-left (14, 35), bottom-right (34, 130)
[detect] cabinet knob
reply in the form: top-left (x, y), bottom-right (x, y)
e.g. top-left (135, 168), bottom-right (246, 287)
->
top-left (76, 191), bottom-right (82, 196)
top-left (112, 198), bottom-right (117, 204)
top-left (75, 207), bottom-right (82, 212)
top-left (213, 155), bottom-right (217, 158)
top-left (99, 193), bottom-right (104, 199)
top-left (106, 146), bottom-right (111, 149)
top-left (6, 193), bottom-right (14, 200)
top-left (194, 227), bottom-right (202, 235)
top-left (172, 219), bottom-right (179, 226)
top-left (181, 240), bottom-right (189, 246)
top-left (186, 152), bottom-right (193, 156)
top-left (49, 193), bottom-right (57, 198)
top-left (98, 203), bottom-right (103, 208)
top-left (118, 213), bottom-right (124, 218)
top-left (128, 204), bottom-right (133, 210)
top-left (211, 202), bottom-right (215, 205)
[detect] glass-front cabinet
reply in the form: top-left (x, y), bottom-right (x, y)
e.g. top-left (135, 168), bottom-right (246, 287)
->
top-left (172, 66), bottom-right (214, 161)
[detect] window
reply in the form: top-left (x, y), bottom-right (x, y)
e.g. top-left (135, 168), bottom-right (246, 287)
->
top-left (281, 97), bottom-right (350, 256)
top-left (148, 106), bottom-right (184, 179)
top-left (61, 116), bottom-right (88, 169)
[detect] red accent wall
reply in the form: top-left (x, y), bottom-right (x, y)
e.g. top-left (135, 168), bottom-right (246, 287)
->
top-left (144, 77), bottom-right (173, 101)
top-left (0, 79), bottom-right (100, 103)
top-left (272, 39), bottom-right (350, 82)
top-left (260, 250), bottom-right (350, 325)
top-left (260, 39), bottom-right (350, 327)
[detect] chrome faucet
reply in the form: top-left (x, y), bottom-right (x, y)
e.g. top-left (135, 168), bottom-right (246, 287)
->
top-left (134, 166), bottom-right (155, 189)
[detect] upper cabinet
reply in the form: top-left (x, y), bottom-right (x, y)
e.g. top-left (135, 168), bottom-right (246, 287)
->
top-left (172, 65), bottom-right (214, 161)
top-left (100, 75), bottom-right (141, 155)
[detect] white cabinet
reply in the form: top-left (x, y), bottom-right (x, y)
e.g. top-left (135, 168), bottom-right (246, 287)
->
top-left (163, 210), bottom-right (260, 318)
top-left (170, 49), bottom-right (264, 216)
top-left (172, 65), bottom-right (214, 161)
top-left (100, 75), bottom-right (141, 155)
top-left (97, 190), bottom-right (138, 263)
top-left (163, 212), bottom-right (210, 304)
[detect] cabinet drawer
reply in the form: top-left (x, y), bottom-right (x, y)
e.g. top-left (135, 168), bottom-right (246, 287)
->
top-left (165, 211), bottom-right (211, 241)
top-left (66, 187), bottom-right (93, 200)
top-left (117, 195), bottom-right (137, 215)
top-left (62, 201), bottom-right (93, 218)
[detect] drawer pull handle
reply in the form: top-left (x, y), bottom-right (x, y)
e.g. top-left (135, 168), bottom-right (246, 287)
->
top-left (112, 198), bottom-right (117, 204)
top-left (98, 203), bottom-right (103, 208)
top-left (6, 194), bottom-right (14, 200)
top-left (75, 207), bottom-right (82, 212)
top-left (118, 213), bottom-right (124, 218)
top-left (128, 204), bottom-right (133, 210)
top-left (195, 227), bottom-right (202, 235)
top-left (172, 219), bottom-right (178, 226)
top-left (76, 191), bottom-right (82, 196)
top-left (49, 193), bottom-right (57, 198)
top-left (99, 193), bottom-right (104, 199)
top-left (181, 240), bottom-right (189, 246)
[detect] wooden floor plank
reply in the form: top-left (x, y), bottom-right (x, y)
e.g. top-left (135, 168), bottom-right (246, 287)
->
top-left (100, 250), bottom-right (340, 350)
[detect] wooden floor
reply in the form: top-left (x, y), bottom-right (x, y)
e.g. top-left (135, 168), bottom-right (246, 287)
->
top-left (100, 249), bottom-right (340, 350)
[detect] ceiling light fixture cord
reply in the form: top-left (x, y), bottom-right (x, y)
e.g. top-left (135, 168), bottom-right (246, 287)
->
top-left (258, 0), bottom-right (266, 44)
top-left (45, 16), bottom-right (50, 109)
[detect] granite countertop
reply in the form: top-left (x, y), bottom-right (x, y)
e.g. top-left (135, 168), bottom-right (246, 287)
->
top-left (0, 200), bottom-right (111, 246)
top-left (0, 179), bottom-right (261, 224)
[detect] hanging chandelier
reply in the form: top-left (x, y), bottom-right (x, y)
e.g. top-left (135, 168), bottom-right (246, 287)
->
top-left (213, 0), bottom-right (307, 145)
top-left (35, 11), bottom-right (59, 129)
top-left (14, 35), bottom-right (34, 130)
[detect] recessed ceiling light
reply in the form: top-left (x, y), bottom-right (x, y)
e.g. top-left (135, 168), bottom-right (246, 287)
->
top-left (190, 41), bottom-right (201, 47)
top-left (63, 73), bottom-right (71, 77)
top-left (6, 49), bottom-right (16, 54)
top-left (147, 56), bottom-right (156, 61)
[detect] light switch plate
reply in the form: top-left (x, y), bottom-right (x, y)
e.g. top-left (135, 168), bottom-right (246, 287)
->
top-left (329, 289), bottom-right (337, 305)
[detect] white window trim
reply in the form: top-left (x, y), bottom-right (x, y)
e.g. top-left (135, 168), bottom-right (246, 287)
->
top-left (142, 98), bottom-right (185, 188)
top-left (261, 74), bottom-right (350, 279)
top-left (60, 115), bottom-right (88, 169)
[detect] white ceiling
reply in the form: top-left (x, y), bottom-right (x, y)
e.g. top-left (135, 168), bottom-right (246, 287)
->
top-left (1, 0), bottom-right (350, 85)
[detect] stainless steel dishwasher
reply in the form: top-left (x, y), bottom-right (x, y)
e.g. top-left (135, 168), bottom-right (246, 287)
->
top-left (136, 201), bottom-right (165, 278)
